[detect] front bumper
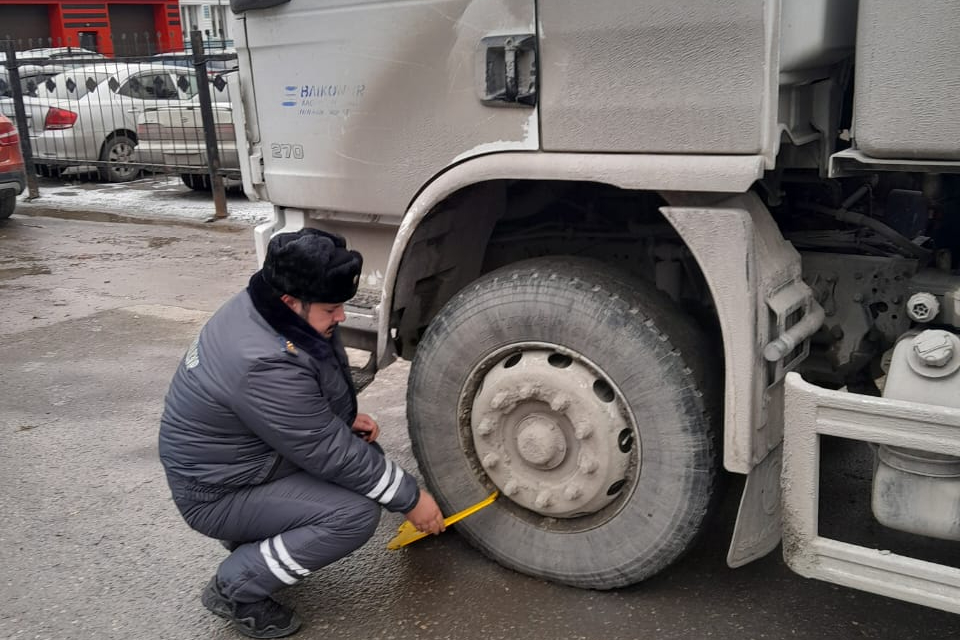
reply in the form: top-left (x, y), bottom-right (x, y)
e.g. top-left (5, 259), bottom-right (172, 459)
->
top-left (0, 168), bottom-right (25, 195)
top-left (782, 372), bottom-right (960, 614)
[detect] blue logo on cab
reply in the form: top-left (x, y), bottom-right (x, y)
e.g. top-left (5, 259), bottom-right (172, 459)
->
top-left (282, 85), bottom-right (298, 107)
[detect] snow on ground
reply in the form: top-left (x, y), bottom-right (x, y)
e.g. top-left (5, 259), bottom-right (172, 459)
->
top-left (14, 172), bottom-right (274, 226)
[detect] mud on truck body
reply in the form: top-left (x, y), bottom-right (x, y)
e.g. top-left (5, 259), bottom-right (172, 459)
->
top-left (226, 0), bottom-right (960, 612)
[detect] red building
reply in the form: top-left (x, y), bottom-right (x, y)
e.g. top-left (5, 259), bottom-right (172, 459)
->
top-left (0, 1), bottom-right (184, 56)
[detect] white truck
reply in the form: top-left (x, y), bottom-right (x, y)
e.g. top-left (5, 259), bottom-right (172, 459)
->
top-left (226, 0), bottom-right (960, 613)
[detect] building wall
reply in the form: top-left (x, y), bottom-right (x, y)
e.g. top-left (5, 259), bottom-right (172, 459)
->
top-left (0, 5), bottom-right (51, 44)
top-left (0, 1), bottom-right (183, 56)
top-left (178, 0), bottom-right (232, 48)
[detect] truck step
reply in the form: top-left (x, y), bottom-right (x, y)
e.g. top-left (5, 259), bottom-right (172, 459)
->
top-left (347, 288), bottom-right (380, 312)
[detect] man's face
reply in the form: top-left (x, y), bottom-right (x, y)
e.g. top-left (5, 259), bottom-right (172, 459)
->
top-left (302, 301), bottom-right (346, 338)
top-left (283, 296), bottom-right (346, 338)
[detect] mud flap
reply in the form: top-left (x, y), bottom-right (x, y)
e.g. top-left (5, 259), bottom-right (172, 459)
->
top-left (727, 444), bottom-right (783, 567)
top-left (782, 372), bottom-right (960, 614)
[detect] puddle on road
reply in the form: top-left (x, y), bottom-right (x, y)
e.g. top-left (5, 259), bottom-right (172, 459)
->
top-left (0, 265), bottom-right (52, 280)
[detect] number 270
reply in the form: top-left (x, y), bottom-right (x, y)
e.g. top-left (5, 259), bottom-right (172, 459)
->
top-left (271, 143), bottom-right (304, 159)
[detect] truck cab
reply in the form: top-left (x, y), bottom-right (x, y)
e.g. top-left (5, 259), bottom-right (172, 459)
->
top-left (228, 0), bottom-right (960, 613)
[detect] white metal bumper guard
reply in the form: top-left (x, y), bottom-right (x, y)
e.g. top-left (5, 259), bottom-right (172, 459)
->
top-left (783, 372), bottom-right (960, 614)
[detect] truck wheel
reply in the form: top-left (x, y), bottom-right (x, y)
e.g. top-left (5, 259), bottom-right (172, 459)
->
top-left (98, 135), bottom-right (140, 183)
top-left (407, 257), bottom-right (720, 589)
top-left (0, 191), bottom-right (15, 219)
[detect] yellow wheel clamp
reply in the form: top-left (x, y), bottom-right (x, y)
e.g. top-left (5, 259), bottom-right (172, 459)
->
top-left (387, 490), bottom-right (499, 550)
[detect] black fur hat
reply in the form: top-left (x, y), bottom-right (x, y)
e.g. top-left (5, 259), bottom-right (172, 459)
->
top-left (262, 228), bottom-right (363, 303)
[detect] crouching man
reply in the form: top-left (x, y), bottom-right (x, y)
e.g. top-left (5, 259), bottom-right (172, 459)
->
top-left (159, 228), bottom-right (444, 638)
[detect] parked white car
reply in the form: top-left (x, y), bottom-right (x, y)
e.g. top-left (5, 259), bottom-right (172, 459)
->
top-left (0, 48), bottom-right (105, 99)
top-left (136, 101), bottom-right (238, 190)
top-left (134, 70), bottom-right (238, 190)
top-left (0, 61), bottom-right (199, 182)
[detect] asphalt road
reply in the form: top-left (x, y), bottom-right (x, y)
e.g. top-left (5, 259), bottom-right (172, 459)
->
top-left (1, 213), bottom-right (958, 640)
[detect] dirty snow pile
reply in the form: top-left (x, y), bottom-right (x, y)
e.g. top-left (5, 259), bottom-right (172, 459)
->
top-left (16, 174), bottom-right (274, 225)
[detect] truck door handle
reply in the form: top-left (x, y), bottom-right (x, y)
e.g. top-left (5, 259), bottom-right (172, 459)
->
top-left (480, 34), bottom-right (537, 107)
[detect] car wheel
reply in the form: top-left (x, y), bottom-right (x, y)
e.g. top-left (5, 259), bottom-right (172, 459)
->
top-left (99, 135), bottom-right (140, 183)
top-left (407, 257), bottom-right (720, 589)
top-left (0, 191), bottom-right (15, 219)
top-left (181, 173), bottom-right (211, 191)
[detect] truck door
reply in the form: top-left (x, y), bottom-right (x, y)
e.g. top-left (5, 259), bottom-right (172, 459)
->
top-left (538, 0), bottom-right (772, 155)
top-left (233, 0), bottom-right (538, 218)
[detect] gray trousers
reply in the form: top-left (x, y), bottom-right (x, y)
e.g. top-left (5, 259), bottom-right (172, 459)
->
top-left (179, 471), bottom-right (381, 602)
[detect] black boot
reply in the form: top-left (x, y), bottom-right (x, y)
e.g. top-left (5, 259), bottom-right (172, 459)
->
top-left (201, 577), bottom-right (302, 639)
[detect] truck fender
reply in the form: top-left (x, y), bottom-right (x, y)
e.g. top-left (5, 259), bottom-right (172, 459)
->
top-left (378, 150), bottom-right (764, 365)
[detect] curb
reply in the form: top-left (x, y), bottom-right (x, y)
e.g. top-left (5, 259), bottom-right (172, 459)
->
top-left (17, 204), bottom-right (255, 232)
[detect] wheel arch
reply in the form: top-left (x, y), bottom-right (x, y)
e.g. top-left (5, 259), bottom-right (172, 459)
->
top-left (381, 151), bottom-right (763, 367)
top-left (99, 128), bottom-right (138, 157)
top-left (382, 152), bottom-right (811, 475)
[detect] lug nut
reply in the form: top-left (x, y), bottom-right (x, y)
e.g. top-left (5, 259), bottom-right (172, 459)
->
top-left (550, 394), bottom-right (570, 412)
top-left (482, 453), bottom-right (500, 468)
top-left (574, 423), bottom-right (593, 440)
top-left (475, 417), bottom-right (495, 436)
top-left (491, 391), bottom-right (514, 411)
top-left (503, 480), bottom-right (519, 496)
top-left (518, 384), bottom-right (535, 400)
top-left (563, 484), bottom-right (583, 501)
top-left (578, 455), bottom-right (598, 475)
top-left (534, 491), bottom-right (553, 509)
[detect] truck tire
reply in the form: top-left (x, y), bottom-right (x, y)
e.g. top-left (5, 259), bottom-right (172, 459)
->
top-left (98, 135), bottom-right (140, 183)
top-left (0, 191), bottom-right (15, 219)
top-left (407, 257), bottom-right (720, 589)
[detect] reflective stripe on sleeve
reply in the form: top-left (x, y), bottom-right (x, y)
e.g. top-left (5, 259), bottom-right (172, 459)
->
top-left (365, 459), bottom-right (395, 500)
top-left (379, 466), bottom-right (405, 505)
top-left (260, 540), bottom-right (297, 585)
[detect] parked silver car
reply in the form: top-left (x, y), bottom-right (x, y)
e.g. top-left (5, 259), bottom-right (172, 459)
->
top-left (135, 70), bottom-right (238, 190)
top-left (0, 48), bottom-right (105, 98)
top-left (0, 61), bottom-right (200, 182)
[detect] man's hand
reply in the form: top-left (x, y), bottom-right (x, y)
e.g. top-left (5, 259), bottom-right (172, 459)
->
top-left (352, 413), bottom-right (380, 443)
top-left (405, 490), bottom-right (445, 535)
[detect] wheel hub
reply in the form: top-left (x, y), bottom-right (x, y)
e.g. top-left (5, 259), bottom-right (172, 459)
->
top-left (515, 415), bottom-right (566, 469)
top-left (470, 348), bottom-right (636, 518)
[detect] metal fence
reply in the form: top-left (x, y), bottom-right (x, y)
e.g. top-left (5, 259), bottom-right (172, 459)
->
top-left (0, 31), bottom-right (238, 218)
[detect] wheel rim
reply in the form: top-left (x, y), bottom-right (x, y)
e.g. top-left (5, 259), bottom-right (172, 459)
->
top-left (464, 344), bottom-right (639, 521)
top-left (108, 141), bottom-right (136, 177)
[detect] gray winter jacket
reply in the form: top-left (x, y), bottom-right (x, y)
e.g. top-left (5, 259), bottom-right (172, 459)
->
top-left (159, 281), bottom-right (420, 514)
